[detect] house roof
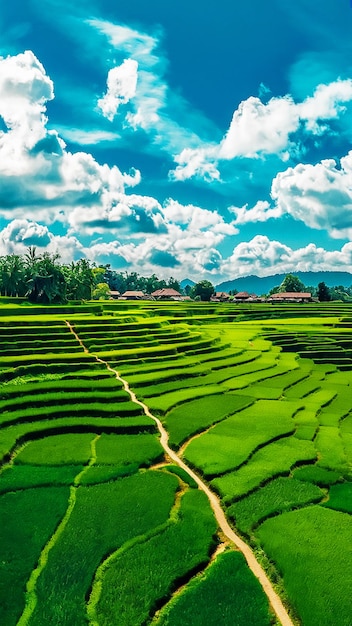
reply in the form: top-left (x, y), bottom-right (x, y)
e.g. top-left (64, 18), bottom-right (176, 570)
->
top-left (234, 291), bottom-right (250, 298)
top-left (122, 290), bottom-right (145, 297)
top-left (151, 288), bottom-right (182, 297)
top-left (269, 292), bottom-right (312, 299)
top-left (109, 290), bottom-right (120, 296)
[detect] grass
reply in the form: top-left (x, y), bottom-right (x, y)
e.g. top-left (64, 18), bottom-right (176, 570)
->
top-left (146, 385), bottom-right (224, 414)
top-left (183, 399), bottom-right (301, 476)
top-left (90, 489), bottom-right (217, 626)
top-left (0, 416), bottom-right (156, 462)
top-left (0, 400), bottom-right (143, 428)
top-left (315, 426), bottom-right (348, 472)
top-left (228, 477), bottom-right (324, 534)
top-left (30, 471), bottom-right (179, 626)
top-left (15, 434), bottom-right (95, 465)
top-left (212, 438), bottom-right (317, 502)
top-left (0, 375), bottom-right (122, 399)
top-left (1, 304), bottom-right (352, 626)
top-left (257, 506), bottom-right (352, 626)
top-left (324, 482), bottom-right (352, 513)
top-left (0, 487), bottom-right (70, 626)
top-left (0, 465), bottom-right (83, 493)
top-left (165, 394), bottom-right (254, 448)
top-left (292, 465), bottom-right (342, 486)
top-left (95, 432), bottom-right (163, 466)
top-left (155, 550), bottom-right (272, 626)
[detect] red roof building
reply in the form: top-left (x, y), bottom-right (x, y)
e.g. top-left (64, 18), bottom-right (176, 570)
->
top-left (267, 292), bottom-right (312, 302)
top-left (151, 288), bottom-right (183, 300)
top-left (121, 290), bottom-right (146, 300)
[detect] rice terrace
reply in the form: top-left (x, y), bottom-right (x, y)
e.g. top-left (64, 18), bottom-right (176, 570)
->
top-left (0, 298), bottom-right (352, 626)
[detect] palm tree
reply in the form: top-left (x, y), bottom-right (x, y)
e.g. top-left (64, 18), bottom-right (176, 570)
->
top-left (26, 252), bottom-right (67, 303)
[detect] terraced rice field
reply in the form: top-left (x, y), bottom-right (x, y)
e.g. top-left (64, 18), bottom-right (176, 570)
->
top-left (0, 300), bottom-right (351, 625)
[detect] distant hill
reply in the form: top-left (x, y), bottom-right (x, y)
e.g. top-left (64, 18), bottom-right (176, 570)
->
top-left (216, 271), bottom-right (352, 295)
top-left (180, 278), bottom-right (195, 289)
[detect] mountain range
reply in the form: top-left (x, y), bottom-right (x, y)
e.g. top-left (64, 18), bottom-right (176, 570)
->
top-left (214, 272), bottom-right (352, 294)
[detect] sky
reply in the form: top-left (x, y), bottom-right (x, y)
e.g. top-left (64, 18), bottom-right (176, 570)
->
top-left (1, 0), bottom-right (352, 283)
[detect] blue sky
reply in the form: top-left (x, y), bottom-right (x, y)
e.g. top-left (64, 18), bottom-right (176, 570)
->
top-left (1, 0), bottom-right (352, 282)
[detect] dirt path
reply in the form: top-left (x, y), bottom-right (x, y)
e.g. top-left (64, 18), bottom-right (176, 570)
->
top-left (65, 321), bottom-right (294, 626)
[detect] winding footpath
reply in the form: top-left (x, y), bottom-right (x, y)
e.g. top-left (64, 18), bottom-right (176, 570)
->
top-left (65, 321), bottom-right (294, 626)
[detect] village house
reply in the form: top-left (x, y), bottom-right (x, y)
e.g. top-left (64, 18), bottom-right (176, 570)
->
top-left (210, 291), bottom-right (231, 302)
top-left (108, 290), bottom-right (120, 299)
top-left (120, 290), bottom-right (147, 300)
top-left (151, 288), bottom-right (184, 300)
top-left (267, 292), bottom-right (313, 303)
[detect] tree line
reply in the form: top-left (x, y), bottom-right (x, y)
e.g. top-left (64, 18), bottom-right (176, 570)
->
top-left (268, 273), bottom-right (352, 302)
top-left (0, 251), bottom-right (351, 304)
top-left (0, 249), bottom-right (185, 303)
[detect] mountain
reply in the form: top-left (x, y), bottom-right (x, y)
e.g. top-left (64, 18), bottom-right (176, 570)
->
top-left (216, 271), bottom-right (352, 295)
top-left (180, 278), bottom-right (195, 288)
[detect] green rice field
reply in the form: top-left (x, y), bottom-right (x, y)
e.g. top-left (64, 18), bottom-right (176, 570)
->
top-left (0, 299), bottom-right (351, 625)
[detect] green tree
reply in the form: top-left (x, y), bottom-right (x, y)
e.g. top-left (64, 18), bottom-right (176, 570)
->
top-left (279, 274), bottom-right (306, 293)
top-left (63, 259), bottom-right (95, 300)
top-left (92, 282), bottom-right (111, 300)
top-left (191, 280), bottom-right (215, 301)
top-left (26, 252), bottom-right (66, 303)
top-left (317, 282), bottom-right (331, 302)
top-left (0, 255), bottom-right (26, 296)
top-left (166, 276), bottom-right (181, 292)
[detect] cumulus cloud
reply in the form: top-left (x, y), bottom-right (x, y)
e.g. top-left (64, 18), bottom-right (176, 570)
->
top-left (85, 197), bottom-right (235, 279)
top-left (0, 50), bottom-right (54, 146)
top-left (299, 80), bottom-right (352, 133)
top-left (170, 78), bottom-right (352, 181)
top-left (219, 95), bottom-right (298, 160)
top-left (0, 219), bottom-right (51, 248)
top-left (68, 192), bottom-right (166, 236)
top-left (0, 50), bottom-right (140, 223)
top-left (170, 147), bottom-right (220, 182)
top-left (0, 218), bottom-right (84, 261)
top-left (98, 59), bottom-right (138, 121)
top-left (271, 151), bottom-right (352, 237)
top-left (223, 235), bottom-right (352, 279)
top-left (163, 199), bottom-right (237, 233)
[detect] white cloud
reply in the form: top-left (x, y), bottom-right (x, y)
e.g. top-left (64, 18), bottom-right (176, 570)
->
top-left (219, 95), bottom-right (298, 160)
top-left (170, 78), bottom-right (352, 181)
top-left (170, 147), bottom-right (220, 182)
top-left (163, 199), bottom-right (236, 233)
top-left (0, 51), bottom-right (141, 223)
top-left (229, 200), bottom-right (281, 225)
top-left (56, 127), bottom-right (119, 145)
top-left (222, 235), bottom-right (352, 279)
top-left (98, 59), bottom-right (138, 121)
top-left (0, 50), bottom-right (54, 145)
top-left (87, 20), bottom-right (159, 68)
top-left (299, 79), bottom-right (352, 133)
top-left (271, 151), bottom-right (352, 237)
top-left (0, 218), bottom-right (84, 261)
